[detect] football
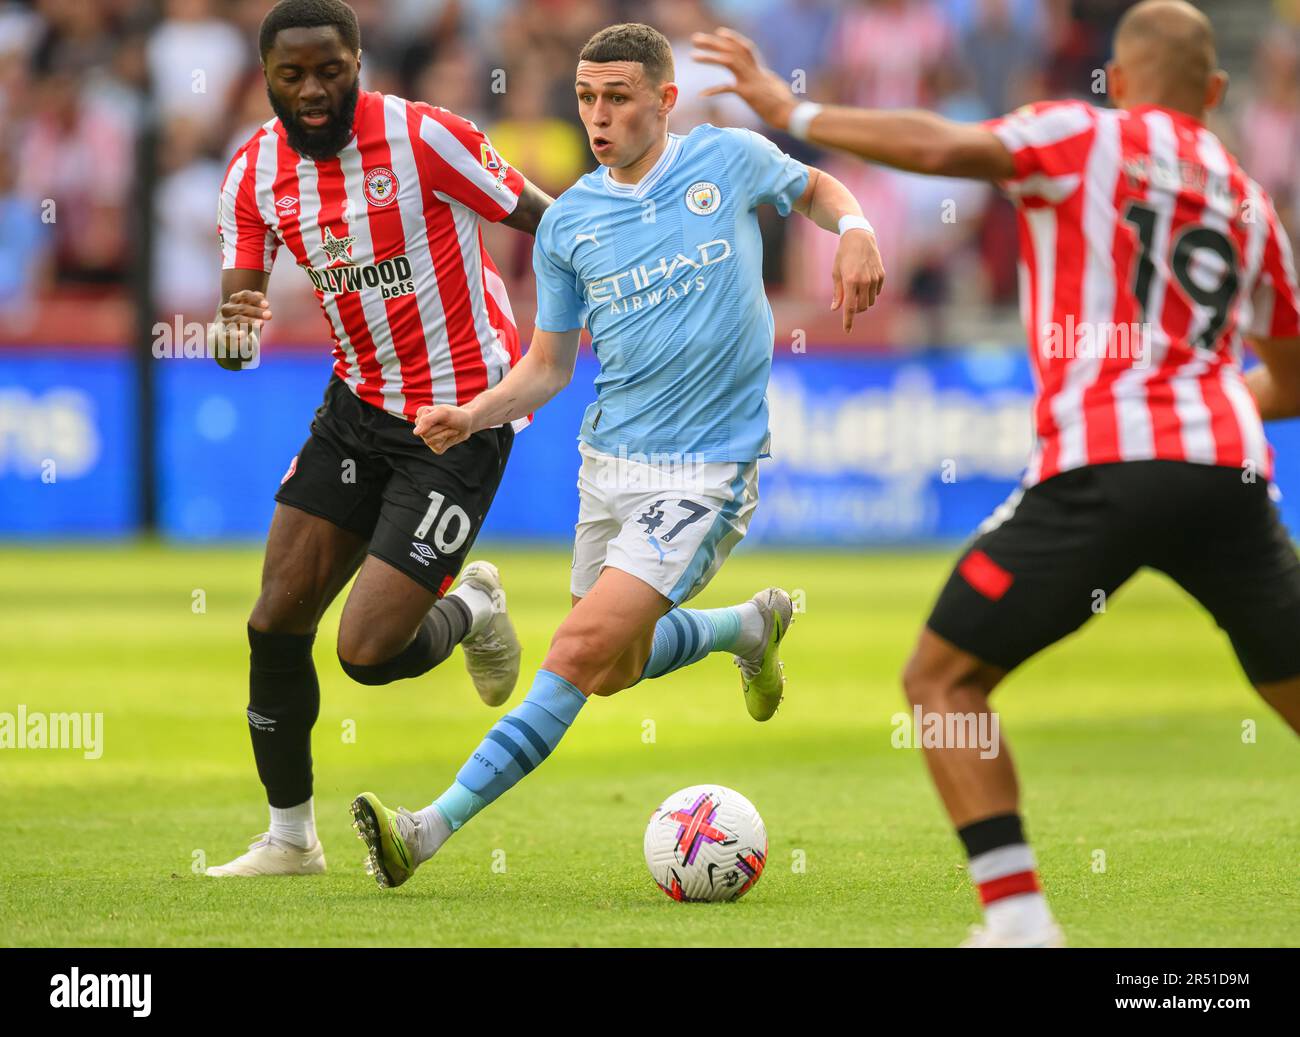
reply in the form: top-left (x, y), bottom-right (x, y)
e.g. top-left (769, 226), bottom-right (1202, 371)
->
top-left (643, 784), bottom-right (768, 902)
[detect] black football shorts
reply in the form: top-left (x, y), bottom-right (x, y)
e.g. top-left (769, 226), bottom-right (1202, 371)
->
top-left (275, 376), bottom-right (513, 595)
top-left (926, 460), bottom-right (1300, 684)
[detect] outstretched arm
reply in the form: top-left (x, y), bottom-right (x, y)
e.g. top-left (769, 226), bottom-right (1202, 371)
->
top-left (791, 166), bottom-right (885, 329)
top-left (413, 327), bottom-right (582, 453)
top-left (693, 28), bottom-right (1016, 181)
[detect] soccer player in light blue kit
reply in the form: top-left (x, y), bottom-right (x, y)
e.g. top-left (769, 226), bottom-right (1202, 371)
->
top-left (350, 22), bottom-right (885, 886)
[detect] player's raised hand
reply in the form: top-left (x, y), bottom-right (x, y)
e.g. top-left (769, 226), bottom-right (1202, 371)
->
top-left (831, 228), bottom-right (886, 332)
top-left (414, 403), bottom-right (474, 454)
top-left (690, 28), bottom-right (798, 129)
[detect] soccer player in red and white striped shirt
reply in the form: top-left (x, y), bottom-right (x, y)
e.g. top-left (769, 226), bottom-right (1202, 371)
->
top-left (698, 0), bottom-right (1300, 946)
top-left (205, 0), bottom-right (554, 879)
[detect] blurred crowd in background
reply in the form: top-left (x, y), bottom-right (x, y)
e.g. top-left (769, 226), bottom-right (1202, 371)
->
top-left (1, 0), bottom-right (1297, 346)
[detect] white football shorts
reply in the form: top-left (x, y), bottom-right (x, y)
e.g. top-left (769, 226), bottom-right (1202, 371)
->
top-left (570, 441), bottom-right (759, 604)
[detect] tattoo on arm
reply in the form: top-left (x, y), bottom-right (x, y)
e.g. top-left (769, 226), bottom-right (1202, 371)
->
top-left (500, 180), bottom-right (554, 236)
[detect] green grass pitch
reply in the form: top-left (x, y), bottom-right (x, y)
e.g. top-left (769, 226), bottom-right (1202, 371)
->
top-left (1, 542), bottom-right (1296, 947)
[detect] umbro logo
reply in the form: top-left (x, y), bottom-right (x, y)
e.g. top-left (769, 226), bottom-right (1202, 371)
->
top-left (409, 541), bottom-right (437, 567)
top-left (247, 710), bottom-right (276, 732)
top-left (275, 195), bottom-right (299, 212)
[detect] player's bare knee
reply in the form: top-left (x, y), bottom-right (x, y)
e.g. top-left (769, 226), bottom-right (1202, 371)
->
top-left (583, 642), bottom-right (652, 697)
top-left (249, 582), bottom-right (321, 635)
top-left (544, 627), bottom-right (621, 696)
top-left (618, 643), bottom-right (651, 688)
top-left (592, 649), bottom-right (644, 697)
top-left (587, 674), bottom-right (624, 697)
top-left (901, 651), bottom-right (940, 707)
top-left (336, 623), bottom-right (409, 672)
top-left (902, 637), bottom-right (995, 709)
top-left (336, 641), bottom-right (386, 672)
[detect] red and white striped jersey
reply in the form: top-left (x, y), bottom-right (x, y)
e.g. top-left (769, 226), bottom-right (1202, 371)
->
top-left (218, 90), bottom-right (526, 422)
top-left (986, 100), bottom-right (1300, 485)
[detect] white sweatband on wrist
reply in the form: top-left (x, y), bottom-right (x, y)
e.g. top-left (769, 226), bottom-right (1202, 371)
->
top-left (787, 101), bottom-right (824, 141)
top-left (838, 214), bottom-right (875, 236)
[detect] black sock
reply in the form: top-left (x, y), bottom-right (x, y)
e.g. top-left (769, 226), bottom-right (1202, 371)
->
top-left (957, 813), bottom-right (1026, 859)
top-left (338, 596), bottom-right (471, 686)
top-left (247, 625), bottom-right (319, 808)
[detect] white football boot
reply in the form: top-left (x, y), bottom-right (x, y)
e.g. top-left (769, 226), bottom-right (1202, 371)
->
top-left (205, 832), bottom-right (326, 877)
top-left (454, 560), bottom-right (521, 707)
top-left (960, 921), bottom-right (1067, 947)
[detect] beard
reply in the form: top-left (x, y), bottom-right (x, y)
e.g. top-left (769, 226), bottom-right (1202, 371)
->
top-left (268, 76), bottom-right (360, 161)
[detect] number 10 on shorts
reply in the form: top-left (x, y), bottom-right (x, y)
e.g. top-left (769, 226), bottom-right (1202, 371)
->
top-left (415, 490), bottom-right (471, 554)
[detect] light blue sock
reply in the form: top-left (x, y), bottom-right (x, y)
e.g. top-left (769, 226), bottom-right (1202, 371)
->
top-left (431, 670), bottom-right (587, 831)
top-left (640, 606), bottom-right (751, 681)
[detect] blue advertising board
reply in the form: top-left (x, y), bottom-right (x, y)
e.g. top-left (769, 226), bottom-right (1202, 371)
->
top-left (4, 347), bottom-right (1300, 544)
top-left (756, 350), bottom-right (1037, 544)
top-left (0, 351), bottom-right (139, 536)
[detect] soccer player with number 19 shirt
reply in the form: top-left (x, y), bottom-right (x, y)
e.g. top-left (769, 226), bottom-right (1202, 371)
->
top-left (698, 0), bottom-right (1300, 946)
top-left (348, 22), bottom-right (886, 888)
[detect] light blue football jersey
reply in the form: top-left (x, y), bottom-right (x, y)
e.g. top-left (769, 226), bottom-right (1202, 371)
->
top-left (532, 124), bottom-right (809, 462)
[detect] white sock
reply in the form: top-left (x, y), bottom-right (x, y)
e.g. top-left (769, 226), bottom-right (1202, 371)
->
top-left (969, 843), bottom-right (1054, 937)
top-left (984, 892), bottom-right (1054, 937)
top-left (412, 805), bottom-right (453, 864)
top-left (733, 602), bottom-right (765, 656)
top-left (448, 582), bottom-right (494, 637)
top-left (269, 798), bottom-right (316, 850)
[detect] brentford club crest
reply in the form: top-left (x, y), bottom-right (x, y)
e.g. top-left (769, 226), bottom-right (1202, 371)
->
top-left (364, 167), bottom-right (399, 207)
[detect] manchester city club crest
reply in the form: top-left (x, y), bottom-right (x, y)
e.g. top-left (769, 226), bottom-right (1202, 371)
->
top-left (364, 166), bottom-right (399, 207)
top-left (684, 180), bottom-right (721, 216)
